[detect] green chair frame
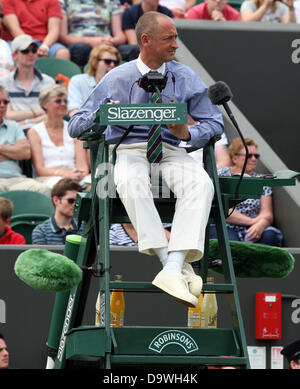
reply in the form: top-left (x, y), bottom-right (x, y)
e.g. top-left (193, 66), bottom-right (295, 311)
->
top-left (47, 120), bottom-right (298, 370)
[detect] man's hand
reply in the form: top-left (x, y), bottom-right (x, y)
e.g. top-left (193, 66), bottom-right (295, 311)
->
top-left (167, 123), bottom-right (190, 141)
top-left (107, 100), bottom-right (120, 105)
top-left (211, 9), bottom-right (226, 21)
top-left (37, 45), bottom-right (49, 57)
top-left (90, 36), bottom-right (114, 48)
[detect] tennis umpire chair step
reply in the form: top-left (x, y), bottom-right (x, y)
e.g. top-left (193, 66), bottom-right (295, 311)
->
top-left (109, 281), bottom-right (235, 293)
top-left (65, 325), bottom-right (248, 368)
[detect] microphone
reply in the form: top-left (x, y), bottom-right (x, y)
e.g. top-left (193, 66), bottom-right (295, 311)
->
top-left (15, 249), bottom-right (82, 292)
top-left (208, 81), bottom-right (249, 200)
top-left (208, 80), bottom-right (233, 105)
top-left (208, 81), bottom-right (241, 134)
top-left (209, 239), bottom-right (294, 278)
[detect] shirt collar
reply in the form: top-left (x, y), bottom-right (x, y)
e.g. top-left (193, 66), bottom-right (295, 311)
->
top-left (136, 55), bottom-right (166, 76)
top-left (0, 118), bottom-right (8, 129)
top-left (50, 215), bottom-right (77, 233)
top-left (13, 66), bottom-right (43, 81)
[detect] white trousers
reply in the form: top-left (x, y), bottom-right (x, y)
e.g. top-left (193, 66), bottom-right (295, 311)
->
top-left (113, 142), bottom-right (214, 263)
top-left (0, 176), bottom-right (51, 196)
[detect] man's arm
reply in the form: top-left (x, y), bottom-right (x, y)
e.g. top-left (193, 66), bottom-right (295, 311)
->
top-left (124, 29), bottom-right (137, 45)
top-left (32, 223), bottom-right (48, 245)
top-left (167, 123), bottom-right (190, 141)
top-left (110, 13), bottom-right (127, 46)
top-left (3, 14), bottom-right (24, 37)
top-left (38, 17), bottom-right (61, 57)
top-left (185, 0), bottom-right (197, 11)
top-left (0, 138), bottom-right (31, 161)
top-left (183, 83), bottom-right (224, 149)
top-left (5, 104), bottom-right (47, 125)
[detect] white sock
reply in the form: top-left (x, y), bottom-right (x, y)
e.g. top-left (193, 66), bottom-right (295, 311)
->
top-left (154, 247), bottom-right (168, 267)
top-left (163, 250), bottom-right (187, 275)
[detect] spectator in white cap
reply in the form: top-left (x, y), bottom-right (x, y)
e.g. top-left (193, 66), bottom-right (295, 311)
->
top-left (0, 34), bottom-right (54, 133)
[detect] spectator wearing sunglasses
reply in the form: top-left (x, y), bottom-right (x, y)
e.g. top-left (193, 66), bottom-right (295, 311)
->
top-left (210, 137), bottom-right (283, 247)
top-left (67, 45), bottom-right (122, 172)
top-left (27, 84), bottom-right (90, 190)
top-left (68, 45), bottom-right (122, 118)
top-left (32, 178), bottom-right (84, 245)
top-left (1, 0), bottom-right (70, 60)
top-left (0, 34), bottom-right (55, 133)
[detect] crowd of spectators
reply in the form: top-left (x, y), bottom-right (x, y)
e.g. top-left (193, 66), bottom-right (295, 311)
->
top-left (0, 0), bottom-right (295, 246)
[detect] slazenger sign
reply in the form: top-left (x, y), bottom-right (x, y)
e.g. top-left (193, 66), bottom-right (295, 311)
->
top-left (149, 330), bottom-right (198, 354)
top-left (99, 103), bottom-right (187, 125)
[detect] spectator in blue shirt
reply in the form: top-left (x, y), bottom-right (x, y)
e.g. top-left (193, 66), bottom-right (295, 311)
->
top-left (0, 85), bottom-right (50, 195)
top-left (32, 178), bottom-right (83, 245)
top-left (122, 0), bottom-right (174, 44)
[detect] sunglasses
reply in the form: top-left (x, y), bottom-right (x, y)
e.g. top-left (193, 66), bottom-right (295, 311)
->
top-left (237, 153), bottom-right (260, 159)
top-left (0, 100), bottom-right (10, 105)
top-left (20, 46), bottom-right (38, 55)
top-left (54, 98), bottom-right (68, 105)
top-left (62, 198), bottom-right (76, 205)
top-left (99, 58), bottom-right (119, 66)
top-left (0, 13), bottom-right (3, 18)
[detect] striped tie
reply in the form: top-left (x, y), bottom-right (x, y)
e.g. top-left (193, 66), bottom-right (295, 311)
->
top-left (147, 92), bottom-right (163, 163)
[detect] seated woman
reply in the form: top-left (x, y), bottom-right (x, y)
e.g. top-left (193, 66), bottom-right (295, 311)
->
top-left (27, 84), bottom-right (90, 189)
top-left (210, 137), bottom-right (283, 247)
top-left (240, 0), bottom-right (296, 22)
top-left (67, 45), bottom-right (122, 170)
top-left (67, 44), bottom-right (122, 118)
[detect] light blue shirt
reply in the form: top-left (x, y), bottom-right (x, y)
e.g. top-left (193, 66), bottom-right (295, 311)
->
top-left (68, 58), bottom-right (224, 149)
top-left (0, 118), bottom-right (25, 178)
top-left (67, 73), bottom-right (96, 113)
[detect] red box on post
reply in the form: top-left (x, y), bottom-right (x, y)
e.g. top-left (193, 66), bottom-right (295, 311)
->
top-left (255, 292), bottom-right (282, 340)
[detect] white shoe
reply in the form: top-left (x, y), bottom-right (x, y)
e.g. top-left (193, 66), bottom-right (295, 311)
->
top-left (182, 262), bottom-right (203, 298)
top-left (152, 270), bottom-right (198, 307)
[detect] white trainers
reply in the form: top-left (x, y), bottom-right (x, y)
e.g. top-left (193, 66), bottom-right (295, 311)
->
top-left (152, 270), bottom-right (198, 307)
top-left (182, 262), bottom-right (203, 298)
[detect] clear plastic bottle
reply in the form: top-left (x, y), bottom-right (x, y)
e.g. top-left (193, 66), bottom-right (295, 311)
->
top-left (95, 290), bottom-right (105, 326)
top-left (95, 292), bottom-right (101, 326)
top-left (188, 292), bottom-right (204, 328)
top-left (110, 274), bottom-right (125, 327)
top-left (201, 277), bottom-right (218, 328)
